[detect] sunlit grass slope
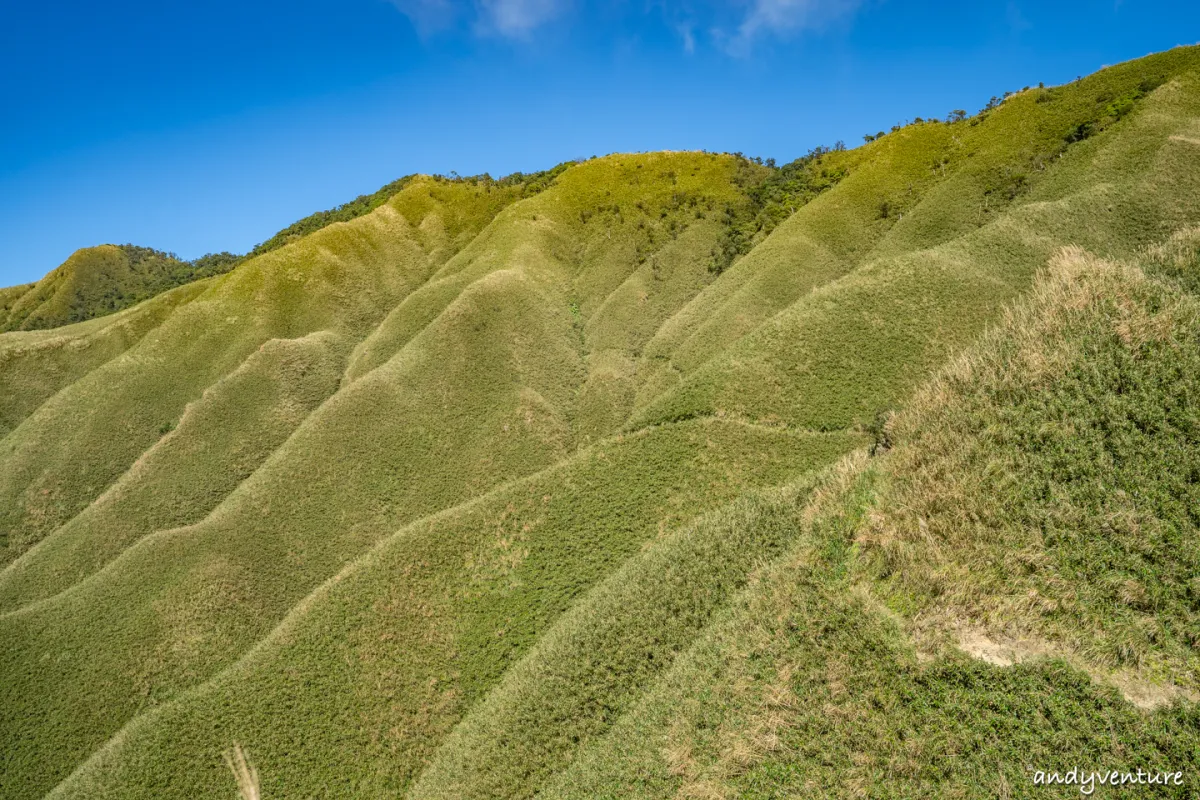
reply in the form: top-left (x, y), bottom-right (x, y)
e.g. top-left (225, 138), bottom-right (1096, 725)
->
top-left (0, 183), bottom-right (591, 795)
top-left (0, 282), bottom-right (33, 318)
top-left (635, 47), bottom-right (1200, 426)
top-left (0, 45), bottom-right (1198, 800)
top-left (547, 463), bottom-right (1199, 799)
top-left (343, 153), bottom-right (750, 418)
top-left (540, 247), bottom-right (1200, 799)
top-left (0, 330), bottom-right (348, 610)
top-left (0, 153), bottom-right (770, 798)
top-left (0, 177), bottom-right (522, 567)
top-left (0, 245), bottom-right (235, 332)
top-left (34, 422), bottom-right (857, 799)
top-left (0, 280), bottom-right (208, 439)
top-left (858, 247), bottom-right (1200, 691)
top-left (404, 477), bottom-right (832, 800)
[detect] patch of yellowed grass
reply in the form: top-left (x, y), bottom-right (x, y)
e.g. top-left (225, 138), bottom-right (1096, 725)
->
top-left (223, 744), bottom-right (260, 800)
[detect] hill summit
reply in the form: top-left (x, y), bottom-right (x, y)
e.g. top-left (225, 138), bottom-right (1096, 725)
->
top-left (0, 245), bottom-right (240, 332)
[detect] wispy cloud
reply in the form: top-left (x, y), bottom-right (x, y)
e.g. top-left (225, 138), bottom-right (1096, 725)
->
top-left (386, 0), bottom-right (568, 39)
top-left (1005, 1), bottom-right (1031, 32)
top-left (385, 0), bottom-right (860, 48)
top-left (478, 0), bottom-right (568, 37)
top-left (677, 21), bottom-right (697, 54)
top-left (725, 0), bottom-right (863, 54)
top-left (386, 0), bottom-right (460, 36)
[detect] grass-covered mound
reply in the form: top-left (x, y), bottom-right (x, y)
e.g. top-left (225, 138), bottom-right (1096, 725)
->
top-left (0, 176), bottom-right (530, 569)
top-left (633, 48), bottom-right (1200, 431)
top-left (548, 489), bottom-right (1200, 799)
top-left (0, 245), bottom-right (238, 332)
top-left (0, 330), bottom-right (349, 609)
top-left (1, 46), bottom-right (1200, 799)
top-left (0, 279), bottom-right (208, 440)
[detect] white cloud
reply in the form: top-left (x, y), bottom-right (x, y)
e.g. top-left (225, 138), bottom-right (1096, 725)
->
top-left (385, 0), bottom-right (567, 39)
top-left (384, 0), bottom-right (858, 47)
top-left (477, 0), bottom-right (568, 37)
top-left (678, 21), bottom-right (697, 54)
top-left (386, 0), bottom-right (460, 35)
top-left (727, 0), bottom-right (862, 54)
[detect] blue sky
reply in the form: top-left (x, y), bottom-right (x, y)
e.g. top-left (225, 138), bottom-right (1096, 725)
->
top-left (1, 1), bottom-right (1197, 285)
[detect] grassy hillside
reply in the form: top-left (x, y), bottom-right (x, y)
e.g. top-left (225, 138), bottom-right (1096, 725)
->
top-left (38, 422), bottom-right (855, 799)
top-left (244, 164), bottom-right (574, 261)
top-left (0, 245), bottom-right (238, 332)
top-left (858, 247), bottom-right (1200, 691)
top-left (0, 330), bottom-right (349, 609)
top-left (1, 46), bottom-right (1199, 799)
top-left (0, 282), bottom-right (33, 317)
top-left (546, 247), bottom-right (1200, 800)
top-left (0, 166), bottom-right (576, 335)
top-left (0, 280), bottom-right (209, 439)
top-left (633, 47), bottom-right (1200, 430)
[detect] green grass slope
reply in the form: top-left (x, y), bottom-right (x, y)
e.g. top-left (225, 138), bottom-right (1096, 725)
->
top-left (0, 155), bottom-right (763, 797)
top-left (0, 245), bottom-right (237, 332)
top-left (33, 422), bottom-right (856, 799)
top-left (0, 180), bottom-right (588, 795)
top-left (0, 176), bottom-right (520, 567)
top-left (540, 246), bottom-right (1200, 799)
top-left (342, 152), bottom-right (749, 387)
top-left (0, 46), bottom-right (1198, 800)
top-left (404, 478), bottom-right (831, 800)
top-left (0, 330), bottom-right (348, 611)
top-left (0, 167), bottom-right (574, 336)
top-left (546, 468), bottom-right (1199, 799)
top-left (0, 282), bottom-right (33, 317)
top-left (633, 51), bottom-right (1200, 431)
top-left (244, 165), bottom-right (572, 261)
top-left (0, 279), bottom-right (209, 440)
top-left (858, 247), bottom-right (1200, 691)
top-left (635, 51), bottom-right (1189, 405)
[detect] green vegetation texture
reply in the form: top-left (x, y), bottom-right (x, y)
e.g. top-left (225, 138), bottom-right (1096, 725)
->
top-left (1, 46), bottom-right (1200, 799)
top-left (0, 245), bottom-right (238, 332)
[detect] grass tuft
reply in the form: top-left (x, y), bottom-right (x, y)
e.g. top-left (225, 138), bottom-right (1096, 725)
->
top-left (222, 744), bottom-right (261, 800)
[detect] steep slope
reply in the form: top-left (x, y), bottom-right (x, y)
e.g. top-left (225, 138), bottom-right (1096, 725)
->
top-left (0, 330), bottom-right (348, 609)
top-left (0, 176), bottom-right (525, 567)
top-left (857, 247), bottom-right (1200, 691)
top-left (0, 154), bottom-right (763, 798)
top-left (0, 46), bottom-right (1198, 800)
top-left (634, 51), bottom-right (1200, 432)
top-left (0, 166), bottom-right (570, 335)
top-left (42, 422), bottom-right (856, 799)
top-left (634, 48), bottom-right (1194, 407)
top-left (543, 246), bottom-right (1200, 800)
top-left (244, 166), bottom-right (571, 261)
top-left (0, 280), bottom-right (209, 440)
top-left (0, 282), bottom-right (33, 318)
